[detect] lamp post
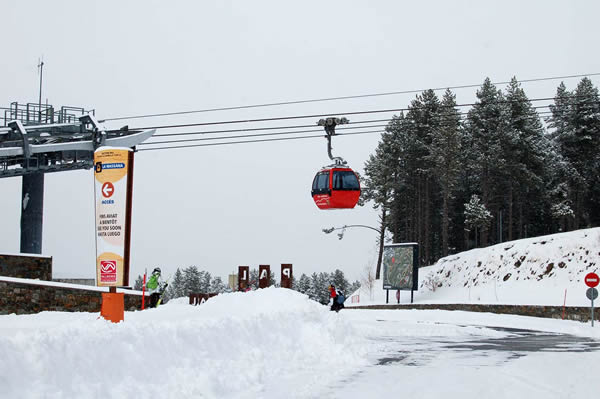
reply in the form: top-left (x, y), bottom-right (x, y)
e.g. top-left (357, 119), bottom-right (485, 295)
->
top-left (322, 224), bottom-right (385, 279)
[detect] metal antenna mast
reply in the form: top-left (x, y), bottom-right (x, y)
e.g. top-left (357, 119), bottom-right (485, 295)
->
top-left (38, 58), bottom-right (44, 123)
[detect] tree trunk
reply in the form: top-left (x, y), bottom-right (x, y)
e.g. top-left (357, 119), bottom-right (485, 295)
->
top-left (508, 186), bottom-right (513, 241)
top-left (424, 177), bottom-right (431, 265)
top-left (442, 189), bottom-right (449, 257)
top-left (375, 208), bottom-right (387, 280)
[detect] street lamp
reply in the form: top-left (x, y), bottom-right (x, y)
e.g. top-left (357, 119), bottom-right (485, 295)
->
top-left (322, 224), bottom-right (385, 279)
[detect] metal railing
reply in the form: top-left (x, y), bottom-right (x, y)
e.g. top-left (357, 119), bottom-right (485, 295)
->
top-left (2, 102), bottom-right (95, 127)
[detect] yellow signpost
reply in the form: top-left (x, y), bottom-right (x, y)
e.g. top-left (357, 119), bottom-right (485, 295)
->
top-left (94, 147), bottom-right (134, 322)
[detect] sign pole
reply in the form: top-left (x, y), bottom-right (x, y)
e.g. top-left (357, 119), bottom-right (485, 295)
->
top-left (584, 272), bottom-right (599, 327)
top-left (141, 270), bottom-right (147, 310)
top-left (386, 289), bottom-right (389, 304)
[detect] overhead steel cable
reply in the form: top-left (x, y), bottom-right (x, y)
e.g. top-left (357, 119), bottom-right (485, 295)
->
top-left (140, 124), bottom-right (390, 146)
top-left (140, 105), bottom-right (561, 142)
top-left (151, 118), bottom-right (394, 137)
top-left (138, 129), bottom-right (386, 152)
top-left (136, 106), bottom-right (579, 153)
top-left (128, 96), bottom-right (594, 131)
top-left (101, 72), bottom-right (600, 122)
top-left (140, 109), bottom-right (558, 150)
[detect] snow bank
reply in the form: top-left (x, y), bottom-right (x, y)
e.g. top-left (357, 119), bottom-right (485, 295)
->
top-left (348, 228), bottom-right (600, 307)
top-left (0, 288), bottom-right (368, 399)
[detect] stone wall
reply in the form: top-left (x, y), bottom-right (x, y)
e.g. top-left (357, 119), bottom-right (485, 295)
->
top-left (0, 254), bottom-right (52, 281)
top-left (0, 278), bottom-right (147, 315)
top-left (348, 303), bottom-right (599, 322)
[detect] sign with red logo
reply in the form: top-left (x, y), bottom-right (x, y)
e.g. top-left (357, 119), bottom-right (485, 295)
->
top-left (100, 260), bottom-right (117, 283)
top-left (94, 148), bottom-right (133, 287)
top-left (585, 272), bottom-right (599, 288)
top-left (101, 182), bottom-right (114, 198)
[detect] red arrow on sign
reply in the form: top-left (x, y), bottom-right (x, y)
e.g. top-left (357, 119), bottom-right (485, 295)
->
top-left (585, 272), bottom-right (599, 288)
top-left (102, 182), bottom-right (114, 198)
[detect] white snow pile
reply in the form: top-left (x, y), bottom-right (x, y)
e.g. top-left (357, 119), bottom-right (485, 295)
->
top-left (0, 288), bottom-right (368, 399)
top-left (349, 228), bottom-right (600, 307)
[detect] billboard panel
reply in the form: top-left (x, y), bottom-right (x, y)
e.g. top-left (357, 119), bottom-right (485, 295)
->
top-left (94, 148), bottom-right (132, 287)
top-left (382, 243), bottom-right (419, 290)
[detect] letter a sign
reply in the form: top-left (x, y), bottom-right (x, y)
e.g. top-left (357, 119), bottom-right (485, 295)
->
top-left (259, 265), bottom-right (270, 289)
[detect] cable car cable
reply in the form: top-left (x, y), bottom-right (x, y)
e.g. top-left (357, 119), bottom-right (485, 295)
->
top-left (138, 129), bottom-right (385, 152)
top-left (127, 96), bottom-right (594, 131)
top-left (101, 72), bottom-right (600, 122)
top-left (141, 124), bottom-right (391, 146)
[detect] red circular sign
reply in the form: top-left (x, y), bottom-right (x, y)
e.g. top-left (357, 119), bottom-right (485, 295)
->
top-left (585, 272), bottom-right (599, 288)
top-left (101, 182), bottom-right (114, 198)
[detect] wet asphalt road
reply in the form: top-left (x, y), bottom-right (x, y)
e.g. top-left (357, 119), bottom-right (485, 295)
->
top-left (375, 323), bottom-right (600, 366)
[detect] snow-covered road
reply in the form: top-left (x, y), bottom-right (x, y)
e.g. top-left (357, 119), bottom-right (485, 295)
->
top-left (323, 310), bottom-right (600, 399)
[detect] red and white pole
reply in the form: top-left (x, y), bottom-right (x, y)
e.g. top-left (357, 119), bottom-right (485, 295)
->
top-left (142, 271), bottom-right (147, 310)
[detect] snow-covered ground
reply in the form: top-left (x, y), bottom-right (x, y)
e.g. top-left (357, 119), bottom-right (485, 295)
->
top-left (349, 228), bottom-right (600, 307)
top-left (1, 287), bottom-right (599, 398)
top-left (2, 228), bottom-right (600, 398)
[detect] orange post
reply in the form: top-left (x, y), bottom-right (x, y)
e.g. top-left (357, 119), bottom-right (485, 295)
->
top-left (101, 291), bottom-right (125, 323)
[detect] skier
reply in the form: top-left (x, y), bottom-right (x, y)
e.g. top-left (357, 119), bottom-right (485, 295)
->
top-left (146, 267), bottom-right (167, 308)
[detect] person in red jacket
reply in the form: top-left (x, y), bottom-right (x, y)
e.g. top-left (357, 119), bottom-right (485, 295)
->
top-left (328, 284), bottom-right (339, 311)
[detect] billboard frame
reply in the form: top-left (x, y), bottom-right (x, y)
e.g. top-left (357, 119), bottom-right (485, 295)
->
top-left (382, 242), bottom-right (419, 303)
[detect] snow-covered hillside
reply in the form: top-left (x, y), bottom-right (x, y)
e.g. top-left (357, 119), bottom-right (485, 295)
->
top-left (348, 228), bottom-right (600, 307)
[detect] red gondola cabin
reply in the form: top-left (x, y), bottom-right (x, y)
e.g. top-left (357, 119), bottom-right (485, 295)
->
top-left (311, 167), bottom-right (361, 210)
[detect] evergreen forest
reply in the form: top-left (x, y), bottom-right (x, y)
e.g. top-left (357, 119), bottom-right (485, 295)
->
top-left (361, 77), bottom-right (600, 266)
top-left (134, 266), bottom-right (360, 304)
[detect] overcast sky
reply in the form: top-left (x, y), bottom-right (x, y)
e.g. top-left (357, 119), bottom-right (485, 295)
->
top-left (2, 0), bottom-right (600, 283)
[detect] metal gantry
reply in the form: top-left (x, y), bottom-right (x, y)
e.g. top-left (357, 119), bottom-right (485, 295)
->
top-left (0, 101), bottom-right (155, 254)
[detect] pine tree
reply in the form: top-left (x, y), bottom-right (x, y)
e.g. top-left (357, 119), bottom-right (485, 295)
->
top-left (363, 118), bottom-right (400, 278)
top-left (331, 269), bottom-right (349, 294)
top-left (464, 194), bottom-right (493, 247)
top-left (249, 269), bottom-right (259, 290)
top-left (428, 89), bottom-right (462, 256)
top-left (133, 274), bottom-right (143, 291)
top-left (464, 78), bottom-right (510, 246)
top-left (198, 271), bottom-right (211, 292)
top-left (209, 276), bottom-right (225, 293)
top-left (548, 78), bottom-right (600, 228)
top-left (316, 272), bottom-right (331, 304)
top-left (296, 273), bottom-right (311, 294)
top-left (171, 268), bottom-right (185, 298)
top-left (503, 77), bottom-right (551, 240)
top-left (183, 266), bottom-right (201, 295)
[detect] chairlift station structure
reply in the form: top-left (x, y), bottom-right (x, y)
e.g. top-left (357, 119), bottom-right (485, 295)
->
top-left (0, 101), bottom-right (154, 254)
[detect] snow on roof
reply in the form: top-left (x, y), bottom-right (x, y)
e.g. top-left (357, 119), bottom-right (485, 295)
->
top-left (0, 252), bottom-right (52, 259)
